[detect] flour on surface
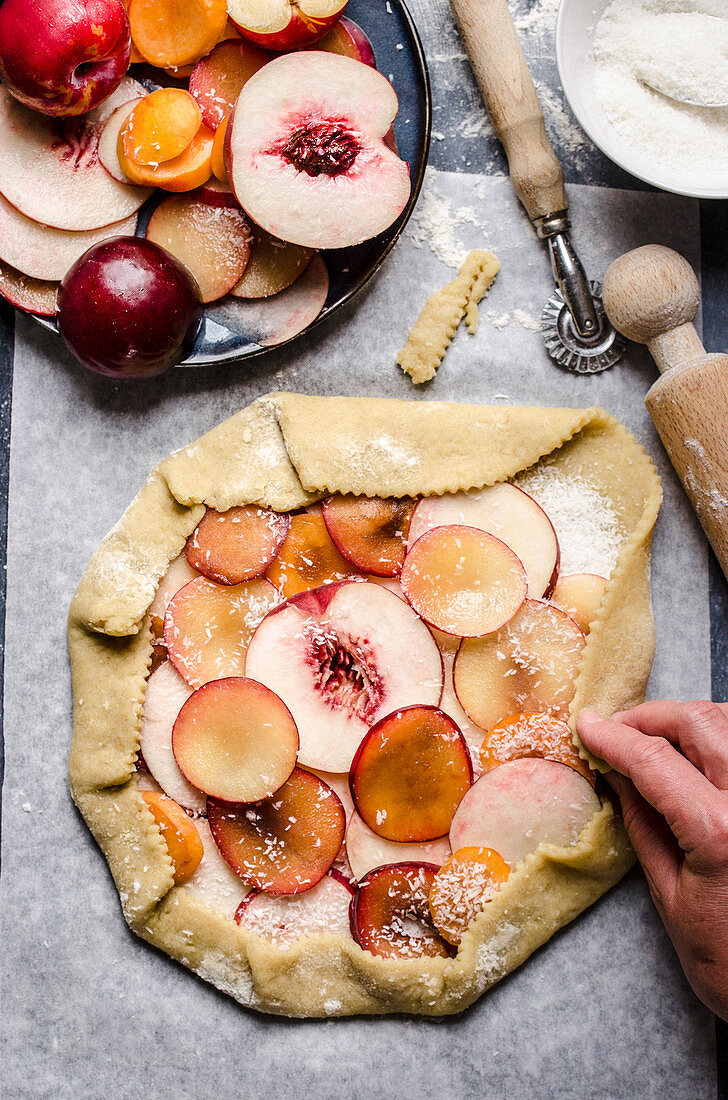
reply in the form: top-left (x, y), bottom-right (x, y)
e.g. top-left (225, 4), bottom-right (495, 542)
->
top-left (408, 168), bottom-right (487, 268)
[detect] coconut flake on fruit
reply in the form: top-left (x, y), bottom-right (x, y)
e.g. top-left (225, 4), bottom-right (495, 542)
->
top-left (322, 494), bottom-right (414, 577)
top-left (449, 758), bottom-right (601, 867)
top-left (207, 767), bottom-right (345, 894)
top-left (186, 505), bottom-right (289, 584)
top-left (184, 817), bottom-right (250, 920)
top-left (226, 51), bottom-right (411, 248)
top-left (139, 660), bottom-right (204, 812)
top-left (407, 484), bottom-right (559, 599)
top-left (345, 812), bottom-right (451, 883)
top-left (350, 862), bottom-right (453, 960)
top-left (164, 575), bottom-right (280, 688)
top-left (235, 870), bottom-right (354, 946)
top-left (428, 847), bottom-right (510, 946)
top-left (454, 598), bottom-right (585, 733)
top-left (480, 712), bottom-right (595, 785)
top-left (0, 78), bottom-right (151, 231)
top-left (244, 580), bottom-right (444, 772)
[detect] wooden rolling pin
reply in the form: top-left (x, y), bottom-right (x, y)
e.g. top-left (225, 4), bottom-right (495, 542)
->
top-left (602, 244), bottom-right (728, 578)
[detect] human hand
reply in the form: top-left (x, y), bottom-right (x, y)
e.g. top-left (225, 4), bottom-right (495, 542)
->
top-left (577, 701), bottom-right (728, 1021)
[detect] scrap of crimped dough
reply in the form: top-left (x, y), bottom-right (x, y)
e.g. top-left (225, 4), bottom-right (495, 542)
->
top-left (397, 250), bottom-right (500, 384)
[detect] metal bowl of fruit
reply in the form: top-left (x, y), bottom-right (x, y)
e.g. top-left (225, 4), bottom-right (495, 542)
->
top-left (0, 0), bottom-right (430, 376)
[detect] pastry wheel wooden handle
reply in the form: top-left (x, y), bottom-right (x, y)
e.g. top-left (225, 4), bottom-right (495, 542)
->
top-left (602, 244), bottom-right (728, 578)
top-left (449, 0), bottom-right (567, 222)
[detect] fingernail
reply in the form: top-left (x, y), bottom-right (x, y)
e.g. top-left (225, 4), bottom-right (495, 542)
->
top-left (577, 709), bottom-right (601, 726)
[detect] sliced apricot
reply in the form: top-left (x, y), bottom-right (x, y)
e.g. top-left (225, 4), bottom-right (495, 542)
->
top-left (164, 575), bottom-right (279, 688)
top-left (322, 494), bottom-right (415, 577)
top-left (189, 38), bottom-right (271, 130)
top-left (453, 599), bottom-right (586, 732)
top-left (550, 573), bottom-right (607, 635)
top-left (351, 862), bottom-right (454, 959)
top-left (207, 768), bottom-right (345, 894)
top-left (481, 712), bottom-right (595, 785)
top-left (122, 89), bottom-right (202, 167)
top-left (186, 505), bottom-right (289, 584)
top-left (118, 121), bottom-right (214, 192)
top-left (349, 706), bottom-right (472, 843)
top-left (428, 847), bottom-right (510, 945)
top-left (265, 510), bottom-right (362, 598)
top-left (211, 114), bottom-right (229, 182)
top-left (401, 525), bottom-right (528, 637)
top-left (172, 677), bottom-right (298, 802)
top-left (141, 790), bottom-right (204, 885)
top-left (128, 0), bottom-right (229, 68)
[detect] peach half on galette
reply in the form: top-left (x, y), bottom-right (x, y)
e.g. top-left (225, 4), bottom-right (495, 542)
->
top-left (68, 394), bottom-right (661, 1018)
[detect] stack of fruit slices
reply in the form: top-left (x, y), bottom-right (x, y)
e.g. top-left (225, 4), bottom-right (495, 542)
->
top-left (137, 479), bottom-right (612, 959)
top-left (0, 0), bottom-right (411, 362)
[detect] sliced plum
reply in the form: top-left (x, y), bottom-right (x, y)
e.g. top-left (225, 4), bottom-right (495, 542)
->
top-left (207, 767), bottom-right (345, 894)
top-left (265, 510), bottom-right (361, 598)
top-left (186, 504), bottom-right (289, 584)
top-left (350, 862), bottom-right (454, 960)
top-left (349, 705), bottom-right (472, 843)
top-left (230, 227), bottom-right (314, 300)
top-left (0, 259), bottom-right (57, 316)
top-left (189, 37), bottom-right (271, 131)
top-left (322, 494), bottom-right (414, 577)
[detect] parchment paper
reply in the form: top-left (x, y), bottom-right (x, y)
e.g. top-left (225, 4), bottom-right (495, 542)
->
top-left (0, 0), bottom-right (717, 1086)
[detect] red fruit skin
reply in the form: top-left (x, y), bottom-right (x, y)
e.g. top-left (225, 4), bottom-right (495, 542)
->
top-left (57, 237), bottom-right (202, 378)
top-left (313, 16), bottom-right (375, 67)
top-left (0, 0), bottom-right (131, 117)
top-left (349, 861), bottom-right (456, 958)
top-left (229, 5), bottom-right (345, 52)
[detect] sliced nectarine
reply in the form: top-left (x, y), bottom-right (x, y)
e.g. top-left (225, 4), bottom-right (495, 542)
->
top-left (265, 510), bottom-right (362, 598)
top-left (118, 122), bottom-right (214, 192)
top-left (349, 706), bottom-right (472, 843)
top-left (481, 712), bottom-right (595, 785)
top-left (235, 870), bottom-right (354, 944)
top-left (128, 0), bottom-right (229, 68)
top-left (322, 494), bottom-right (414, 577)
top-left (186, 505), bottom-right (289, 585)
top-left (401, 525), bottom-right (528, 637)
top-left (449, 758), bottom-right (601, 867)
top-left (230, 226), bottom-right (314, 299)
top-left (164, 575), bottom-right (279, 689)
top-left (145, 194), bottom-right (252, 302)
top-left (428, 846), bottom-right (510, 945)
top-left (207, 767), bottom-right (345, 894)
top-left (141, 790), bottom-right (204, 885)
top-left (550, 573), bottom-right (607, 635)
top-left (122, 89), bottom-right (202, 167)
top-left (139, 660), bottom-right (206, 812)
top-left (189, 37), bottom-right (271, 130)
top-left (453, 599), bottom-right (586, 732)
top-left (172, 676), bottom-right (298, 802)
top-left (350, 862), bottom-right (454, 959)
top-left (149, 552), bottom-right (200, 620)
top-left (345, 811), bottom-right (450, 882)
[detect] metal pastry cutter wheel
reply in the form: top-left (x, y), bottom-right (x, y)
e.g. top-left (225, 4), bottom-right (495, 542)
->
top-left (450, 0), bottom-right (626, 373)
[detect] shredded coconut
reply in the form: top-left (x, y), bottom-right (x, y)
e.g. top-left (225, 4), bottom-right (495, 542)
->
top-left (594, 0), bottom-right (728, 171)
top-left (515, 465), bottom-right (625, 576)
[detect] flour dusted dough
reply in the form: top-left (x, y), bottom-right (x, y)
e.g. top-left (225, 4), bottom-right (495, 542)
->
top-left (68, 394), bottom-right (661, 1018)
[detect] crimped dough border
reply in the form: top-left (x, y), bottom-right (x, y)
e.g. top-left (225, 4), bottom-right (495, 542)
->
top-left (68, 393), bottom-right (661, 1018)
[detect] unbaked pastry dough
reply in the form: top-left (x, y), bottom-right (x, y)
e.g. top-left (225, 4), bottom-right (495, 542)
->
top-left (68, 393), bottom-right (661, 1018)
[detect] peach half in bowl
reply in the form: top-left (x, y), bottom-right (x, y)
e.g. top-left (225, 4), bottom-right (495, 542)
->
top-left (555, 0), bottom-right (728, 199)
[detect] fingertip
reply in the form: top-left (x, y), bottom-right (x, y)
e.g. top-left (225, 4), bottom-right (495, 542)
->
top-left (576, 709), bottom-right (602, 726)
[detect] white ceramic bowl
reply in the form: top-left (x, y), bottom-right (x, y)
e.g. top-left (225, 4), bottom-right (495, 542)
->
top-left (555, 0), bottom-right (728, 198)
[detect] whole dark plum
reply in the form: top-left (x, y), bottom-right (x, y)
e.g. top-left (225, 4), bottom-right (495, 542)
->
top-left (57, 236), bottom-right (202, 378)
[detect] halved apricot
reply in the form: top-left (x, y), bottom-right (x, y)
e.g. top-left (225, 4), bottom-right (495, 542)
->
top-left (118, 122), bottom-right (214, 192)
top-left (481, 712), bottom-right (595, 785)
top-left (401, 525), bottom-right (528, 637)
top-left (207, 768), bottom-right (345, 894)
top-left (351, 862), bottom-right (454, 959)
top-left (453, 599), bottom-right (586, 732)
top-left (141, 790), bottom-right (204, 885)
top-left (186, 504), bottom-right (289, 584)
top-left (172, 677), bottom-right (298, 802)
top-left (122, 89), bottom-right (202, 167)
top-left (164, 575), bottom-right (279, 688)
top-left (428, 846), bottom-right (510, 945)
top-left (128, 0), bottom-right (228, 68)
top-left (322, 494), bottom-right (415, 577)
top-left (349, 706), bottom-right (472, 843)
top-left (265, 511), bottom-right (362, 598)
